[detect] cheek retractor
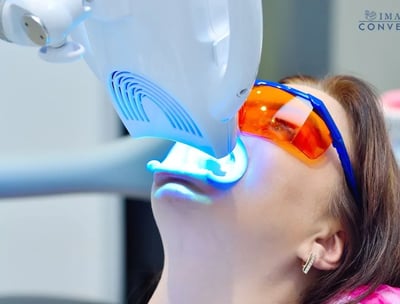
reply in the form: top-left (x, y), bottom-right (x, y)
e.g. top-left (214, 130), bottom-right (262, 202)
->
top-left (147, 137), bottom-right (248, 185)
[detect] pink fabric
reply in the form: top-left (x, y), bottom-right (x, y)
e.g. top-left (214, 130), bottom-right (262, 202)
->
top-left (382, 89), bottom-right (400, 110)
top-left (332, 285), bottom-right (400, 303)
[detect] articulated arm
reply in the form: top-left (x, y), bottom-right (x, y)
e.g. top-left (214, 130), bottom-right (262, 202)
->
top-left (0, 137), bottom-right (172, 199)
top-left (0, 0), bottom-right (90, 62)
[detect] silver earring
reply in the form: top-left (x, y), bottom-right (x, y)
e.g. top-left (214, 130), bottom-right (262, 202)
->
top-left (302, 253), bottom-right (316, 274)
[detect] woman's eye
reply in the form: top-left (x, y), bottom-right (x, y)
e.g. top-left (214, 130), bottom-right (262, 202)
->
top-left (267, 118), bottom-right (297, 140)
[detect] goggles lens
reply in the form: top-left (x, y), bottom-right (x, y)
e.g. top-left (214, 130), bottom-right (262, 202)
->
top-left (239, 85), bottom-right (332, 159)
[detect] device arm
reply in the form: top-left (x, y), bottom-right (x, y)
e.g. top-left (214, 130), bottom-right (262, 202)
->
top-left (0, 137), bottom-right (172, 200)
top-left (0, 0), bottom-right (91, 61)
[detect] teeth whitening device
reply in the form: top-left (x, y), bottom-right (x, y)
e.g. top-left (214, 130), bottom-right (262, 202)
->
top-left (0, 0), bottom-right (263, 197)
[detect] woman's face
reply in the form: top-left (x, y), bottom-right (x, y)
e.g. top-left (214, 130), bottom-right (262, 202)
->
top-left (151, 84), bottom-right (352, 270)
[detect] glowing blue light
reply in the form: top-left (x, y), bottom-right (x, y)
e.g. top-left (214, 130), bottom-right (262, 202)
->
top-left (147, 137), bottom-right (248, 185)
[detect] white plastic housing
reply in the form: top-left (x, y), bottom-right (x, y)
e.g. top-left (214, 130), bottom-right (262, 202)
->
top-left (75, 0), bottom-right (263, 158)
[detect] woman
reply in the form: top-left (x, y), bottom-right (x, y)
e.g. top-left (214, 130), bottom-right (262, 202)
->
top-left (147, 75), bottom-right (400, 303)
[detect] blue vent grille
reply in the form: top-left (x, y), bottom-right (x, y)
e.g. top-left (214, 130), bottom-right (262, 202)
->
top-left (109, 71), bottom-right (202, 137)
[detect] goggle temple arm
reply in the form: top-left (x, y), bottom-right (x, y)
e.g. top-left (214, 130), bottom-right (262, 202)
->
top-left (310, 96), bottom-right (362, 209)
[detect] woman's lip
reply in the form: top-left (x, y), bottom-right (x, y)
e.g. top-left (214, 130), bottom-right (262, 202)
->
top-left (153, 172), bottom-right (208, 193)
top-left (152, 172), bottom-right (215, 205)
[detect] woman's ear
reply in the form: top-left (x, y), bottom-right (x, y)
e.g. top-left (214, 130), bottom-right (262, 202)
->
top-left (312, 230), bottom-right (346, 270)
top-left (297, 226), bottom-right (346, 272)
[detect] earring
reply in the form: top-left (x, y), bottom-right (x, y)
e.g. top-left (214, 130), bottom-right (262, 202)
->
top-left (302, 253), bottom-right (316, 274)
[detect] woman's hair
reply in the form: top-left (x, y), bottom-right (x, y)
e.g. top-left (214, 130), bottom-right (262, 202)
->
top-left (280, 75), bottom-right (400, 304)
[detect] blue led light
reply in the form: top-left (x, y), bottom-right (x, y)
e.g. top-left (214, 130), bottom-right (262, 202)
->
top-left (147, 137), bottom-right (248, 185)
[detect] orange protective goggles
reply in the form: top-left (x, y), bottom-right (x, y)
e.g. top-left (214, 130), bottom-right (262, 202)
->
top-left (238, 84), bottom-right (331, 159)
top-left (238, 80), bottom-right (361, 207)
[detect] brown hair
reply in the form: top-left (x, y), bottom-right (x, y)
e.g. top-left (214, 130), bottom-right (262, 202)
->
top-left (280, 75), bottom-right (400, 304)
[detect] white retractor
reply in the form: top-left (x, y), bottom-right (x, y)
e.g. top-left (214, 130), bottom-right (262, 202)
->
top-left (0, 0), bottom-right (263, 159)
